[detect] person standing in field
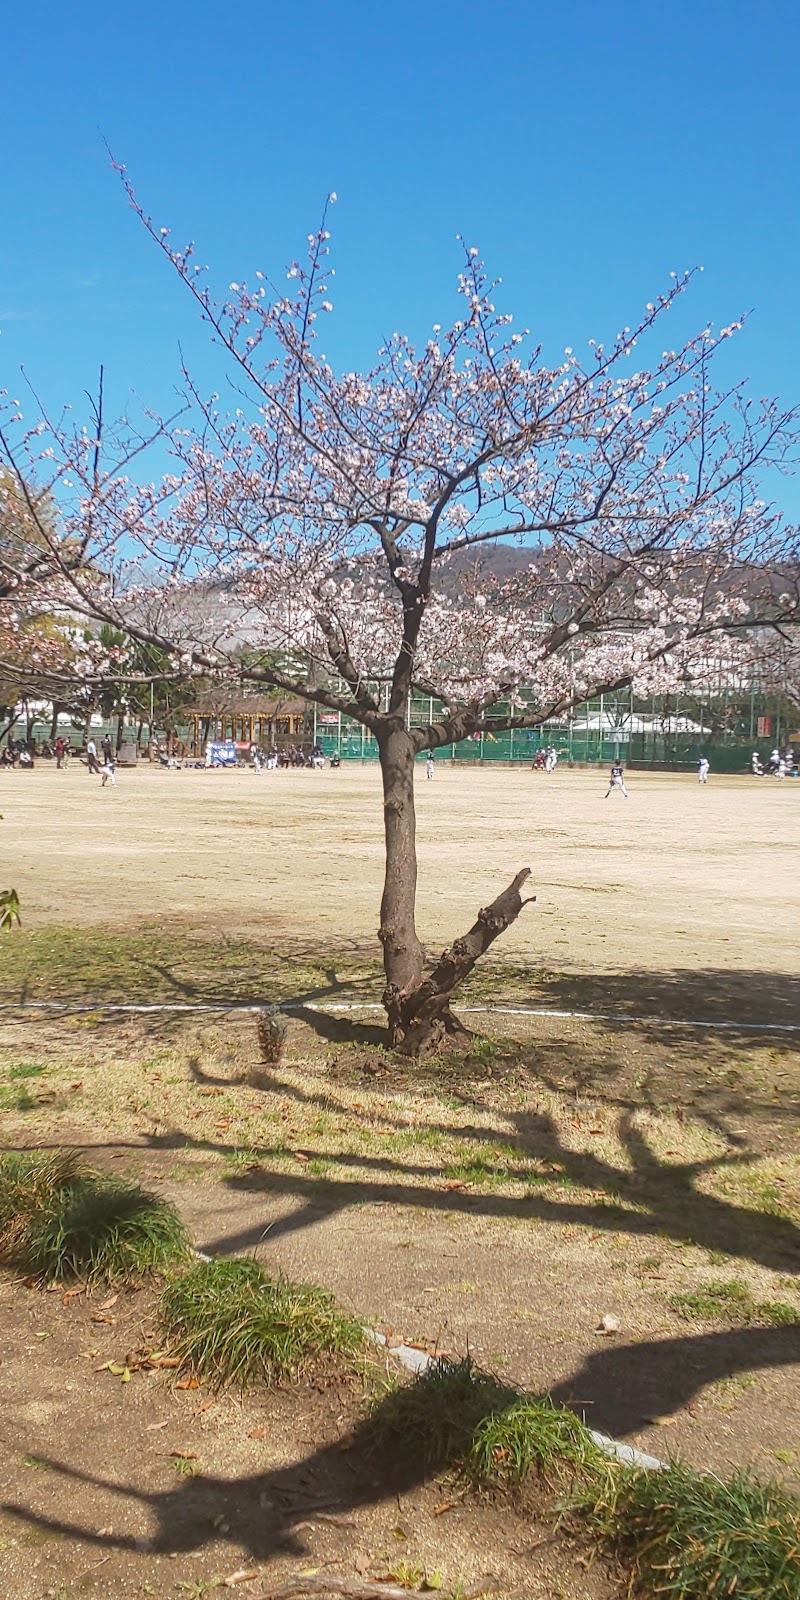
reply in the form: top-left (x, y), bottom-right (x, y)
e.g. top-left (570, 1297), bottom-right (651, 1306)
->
top-left (101, 733), bottom-right (113, 767)
top-left (55, 736), bottom-right (66, 769)
top-left (426, 751), bottom-right (435, 780)
top-left (697, 756), bottom-right (710, 784)
top-left (605, 759), bottom-right (629, 798)
top-left (85, 737), bottom-right (100, 775)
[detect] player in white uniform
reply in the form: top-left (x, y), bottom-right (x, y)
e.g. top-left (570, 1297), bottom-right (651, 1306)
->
top-left (697, 757), bottom-right (710, 783)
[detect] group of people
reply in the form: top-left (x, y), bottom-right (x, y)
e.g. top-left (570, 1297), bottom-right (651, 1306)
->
top-left (250, 743), bottom-right (328, 771)
top-left (751, 748), bottom-right (797, 780)
top-left (0, 738), bottom-right (35, 769)
top-left (532, 746), bottom-right (559, 773)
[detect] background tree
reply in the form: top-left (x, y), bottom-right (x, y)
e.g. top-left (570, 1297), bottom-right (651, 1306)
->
top-left (1, 190), bottom-right (799, 1050)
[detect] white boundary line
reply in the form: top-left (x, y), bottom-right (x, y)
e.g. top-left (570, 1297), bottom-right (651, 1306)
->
top-left (1, 998), bottom-right (798, 1032)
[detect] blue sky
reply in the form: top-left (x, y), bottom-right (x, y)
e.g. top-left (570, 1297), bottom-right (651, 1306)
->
top-left (1, 0), bottom-right (799, 507)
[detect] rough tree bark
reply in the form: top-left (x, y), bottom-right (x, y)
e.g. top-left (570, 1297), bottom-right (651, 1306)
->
top-left (378, 724), bottom-right (426, 1038)
top-left (378, 724), bottom-right (535, 1055)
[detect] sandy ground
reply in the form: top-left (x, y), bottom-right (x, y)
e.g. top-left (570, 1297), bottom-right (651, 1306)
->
top-left (1, 760), bottom-right (799, 1599)
top-left (2, 761), bottom-right (799, 988)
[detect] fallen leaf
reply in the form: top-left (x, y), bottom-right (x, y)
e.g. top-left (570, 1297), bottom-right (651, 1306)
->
top-left (441, 1179), bottom-right (468, 1192)
top-left (292, 1150), bottom-right (310, 1163)
top-left (248, 1428), bottom-right (268, 1440)
top-left (62, 1285), bottom-right (85, 1303)
top-left (146, 1421), bottom-right (169, 1432)
top-left (169, 1450), bottom-right (199, 1460)
top-left (91, 1314), bottom-right (115, 1326)
top-left (175, 1376), bottom-right (201, 1390)
top-left (223, 1573), bottom-right (259, 1589)
top-left (645, 1414), bottom-right (677, 1426)
top-left (433, 1500), bottom-right (455, 1516)
top-left (98, 1294), bottom-right (118, 1311)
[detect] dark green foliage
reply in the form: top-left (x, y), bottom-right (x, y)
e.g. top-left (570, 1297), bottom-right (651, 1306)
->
top-left (160, 1256), bottom-right (364, 1388)
top-left (0, 1150), bottom-right (191, 1283)
top-left (583, 1459), bottom-right (800, 1599)
top-left (373, 1356), bottom-right (521, 1467)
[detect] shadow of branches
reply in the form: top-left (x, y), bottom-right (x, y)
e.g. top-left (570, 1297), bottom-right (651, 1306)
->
top-left (3, 1321), bottom-right (799, 1563)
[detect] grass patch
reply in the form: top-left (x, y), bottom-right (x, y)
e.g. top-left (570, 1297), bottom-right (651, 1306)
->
top-left (0, 1151), bottom-right (191, 1284)
top-left (376, 1357), bottom-right (598, 1485)
top-left (0, 1085), bottom-right (38, 1111)
top-left (378, 1361), bottom-right (800, 1597)
top-left (7, 1062), bottom-right (48, 1081)
top-left (468, 1395), bottom-right (601, 1485)
top-left (583, 1458), bottom-right (800, 1599)
top-left (0, 925), bottom-right (336, 1005)
top-left (160, 1256), bottom-right (365, 1388)
top-left (670, 1278), bottom-right (800, 1326)
top-left (374, 1356), bottom-right (521, 1466)
top-left (442, 1144), bottom-right (520, 1187)
top-left (374, 1356), bottom-right (517, 1464)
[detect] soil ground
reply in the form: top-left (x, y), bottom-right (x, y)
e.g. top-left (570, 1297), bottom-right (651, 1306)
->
top-left (0, 761), bottom-right (799, 1599)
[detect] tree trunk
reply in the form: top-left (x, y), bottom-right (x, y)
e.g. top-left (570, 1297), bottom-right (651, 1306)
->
top-left (50, 703), bottom-right (61, 741)
top-left (378, 725), bottom-right (426, 1043)
top-left (391, 869), bottom-right (535, 1056)
top-left (377, 725), bottom-right (536, 1055)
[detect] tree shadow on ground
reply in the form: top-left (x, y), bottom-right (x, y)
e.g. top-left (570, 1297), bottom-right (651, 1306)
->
top-left (3, 1323), bottom-right (799, 1564)
top-left (463, 964), bottom-right (800, 1037)
top-left (201, 1089), bottom-right (800, 1274)
top-left (550, 1323), bottom-right (800, 1438)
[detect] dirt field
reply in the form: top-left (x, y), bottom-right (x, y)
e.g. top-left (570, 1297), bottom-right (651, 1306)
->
top-left (1, 762), bottom-right (799, 1599)
top-left (2, 760), bottom-right (799, 987)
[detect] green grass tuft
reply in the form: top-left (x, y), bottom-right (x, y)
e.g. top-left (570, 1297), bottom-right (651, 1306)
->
top-left (0, 1085), bottom-right (38, 1111)
top-left (160, 1256), bottom-right (364, 1388)
top-left (582, 1458), bottom-right (800, 1599)
top-left (375, 1357), bottom-right (599, 1485)
top-left (670, 1278), bottom-right (800, 1326)
top-left (757, 1300), bottom-right (800, 1326)
top-left (468, 1395), bottom-right (600, 1485)
top-left (0, 1150), bottom-right (191, 1284)
top-left (373, 1356), bottom-right (520, 1467)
